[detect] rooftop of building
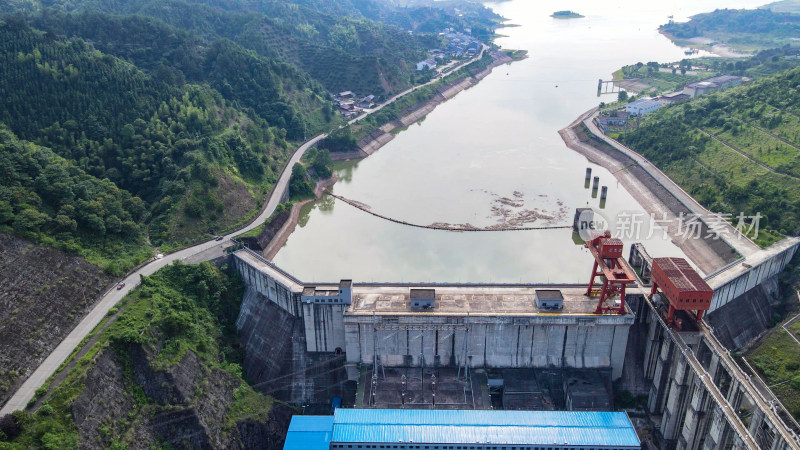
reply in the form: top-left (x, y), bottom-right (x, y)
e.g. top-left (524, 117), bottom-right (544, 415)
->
top-left (410, 288), bottom-right (436, 299)
top-left (626, 98), bottom-right (661, 107)
top-left (686, 74), bottom-right (742, 88)
top-left (302, 286), bottom-right (340, 297)
top-left (535, 289), bottom-right (564, 300)
top-left (285, 409), bottom-right (640, 448)
top-left (653, 257), bottom-right (712, 293)
top-left (283, 416), bottom-right (334, 450)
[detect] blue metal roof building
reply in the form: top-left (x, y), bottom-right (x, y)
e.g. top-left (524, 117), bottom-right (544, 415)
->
top-left (284, 409), bottom-right (640, 449)
top-left (283, 416), bottom-right (333, 450)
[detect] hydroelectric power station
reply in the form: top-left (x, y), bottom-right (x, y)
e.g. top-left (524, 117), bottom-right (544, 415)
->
top-left (230, 230), bottom-right (800, 449)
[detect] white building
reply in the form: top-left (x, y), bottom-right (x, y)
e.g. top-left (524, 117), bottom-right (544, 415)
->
top-left (416, 58), bottom-right (437, 71)
top-left (625, 98), bottom-right (663, 116)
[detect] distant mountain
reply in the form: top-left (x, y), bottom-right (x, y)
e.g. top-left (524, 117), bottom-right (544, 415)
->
top-left (761, 0), bottom-right (800, 14)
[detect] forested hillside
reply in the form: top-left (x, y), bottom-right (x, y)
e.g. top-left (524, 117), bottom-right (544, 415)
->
top-left (4, 0), bottom-right (461, 95)
top-left (0, 17), bottom-right (332, 269)
top-left (620, 67), bottom-right (800, 245)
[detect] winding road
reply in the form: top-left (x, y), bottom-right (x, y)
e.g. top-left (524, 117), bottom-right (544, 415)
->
top-left (0, 49), bottom-right (491, 416)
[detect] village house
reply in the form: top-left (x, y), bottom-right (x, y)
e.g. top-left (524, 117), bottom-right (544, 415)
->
top-left (358, 95), bottom-right (375, 109)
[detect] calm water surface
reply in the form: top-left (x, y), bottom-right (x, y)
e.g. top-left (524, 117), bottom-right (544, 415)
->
top-left (273, 0), bottom-right (764, 283)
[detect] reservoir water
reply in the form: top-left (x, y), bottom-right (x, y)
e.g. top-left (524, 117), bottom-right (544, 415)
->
top-left (273, 0), bottom-right (764, 283)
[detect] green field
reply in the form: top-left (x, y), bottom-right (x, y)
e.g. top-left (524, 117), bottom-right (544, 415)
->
top-left (620, 67), bottom-right (800, 245)
top-left (748, 325), bottom-right (800, 420)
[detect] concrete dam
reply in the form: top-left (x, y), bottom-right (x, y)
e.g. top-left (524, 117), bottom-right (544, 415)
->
top-left (231, 236), bottom-right (800, 450)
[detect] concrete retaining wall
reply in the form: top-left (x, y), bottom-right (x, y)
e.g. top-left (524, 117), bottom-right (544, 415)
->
top-left (708, 238), bottom-right (799, 312)
top-left (233, 255), bottom-right (300, 316)
top-left (302, 303), bottom-right (347, 353)
top-left (344, 315), bottom-right (632, 379)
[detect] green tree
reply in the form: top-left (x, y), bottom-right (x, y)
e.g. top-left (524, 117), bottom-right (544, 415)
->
top-left (288, 163), bottom-right (314, 199)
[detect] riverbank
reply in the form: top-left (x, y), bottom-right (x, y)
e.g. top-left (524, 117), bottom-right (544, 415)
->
top-left (330, 51), bottom-right (516, 162)
top-left (558, 109), bottom-right (748, 275)
top-left (263, 175), bottom-right (338, 260)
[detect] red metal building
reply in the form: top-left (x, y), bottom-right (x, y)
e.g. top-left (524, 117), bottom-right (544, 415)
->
top-left (650, 257), bottom-right (713, 324)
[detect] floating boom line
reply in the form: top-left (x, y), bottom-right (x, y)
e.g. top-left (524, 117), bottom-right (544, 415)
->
top-left (325, 191), bottom-right (572, 232)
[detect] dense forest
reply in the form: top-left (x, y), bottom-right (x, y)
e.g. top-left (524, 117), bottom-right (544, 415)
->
top-left (0, 18), bottom-right (316, 270)
top-left (660, 8), bottom-right (800, 50)
top-left (0, 0), bottom-right (477, 95)
top-left (620, 67), bottom-right (800, 244)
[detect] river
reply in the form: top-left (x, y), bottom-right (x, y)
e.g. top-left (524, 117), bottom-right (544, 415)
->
top-left (272, 0), bottom-right (765, 283)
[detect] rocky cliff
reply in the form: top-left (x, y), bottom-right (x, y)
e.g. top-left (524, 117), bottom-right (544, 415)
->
top-left (71, 344), bottom-right (294, 449)
top-left (1, 262), bottom-right (295, 449)
top-left (0, 233), bottom-right (113, 407)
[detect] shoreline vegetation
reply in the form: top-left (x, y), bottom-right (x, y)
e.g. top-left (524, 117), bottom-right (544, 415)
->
top-left (658, 7), bottom-right (800, 53)
top-left (589, 63), bottom-right (800, 249)
top-left (658, 30), bottom-right (753, 58)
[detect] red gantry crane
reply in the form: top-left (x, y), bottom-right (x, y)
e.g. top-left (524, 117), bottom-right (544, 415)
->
top-left (584, 231), bottom-right (637, 315)
top-left (649, 257), bottom-right (713, 327)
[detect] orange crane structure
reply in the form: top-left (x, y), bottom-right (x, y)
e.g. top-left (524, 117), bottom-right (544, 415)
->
top-left (584, 231), bottom-right (637, 315)
top-left (649, 257), bottom-right (713, 326)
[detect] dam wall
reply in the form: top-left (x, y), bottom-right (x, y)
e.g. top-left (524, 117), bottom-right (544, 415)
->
top-left (344, 313), bottom-right (632, 378)
top-left (705, 276), bottom-right (781, 350)
top-left (231, 249), bottom-right (634, 380)
top-left (232, 248), bottom-right (302, 316)
top-left (302, 302), bottom-right (347, 353)
top-left (231, 248), bottom-right (800, 446)
top-left (706, 237), bottom-right (799, 312)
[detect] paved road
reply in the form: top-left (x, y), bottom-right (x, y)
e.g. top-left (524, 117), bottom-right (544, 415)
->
top-left (0, 49), bottom-right (493, 415)
top-left (352, 45), bottom-right (486, 122)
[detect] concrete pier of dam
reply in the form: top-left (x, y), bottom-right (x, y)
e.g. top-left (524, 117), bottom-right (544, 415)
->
top-left (232, 249), bottom-right (633, 380)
